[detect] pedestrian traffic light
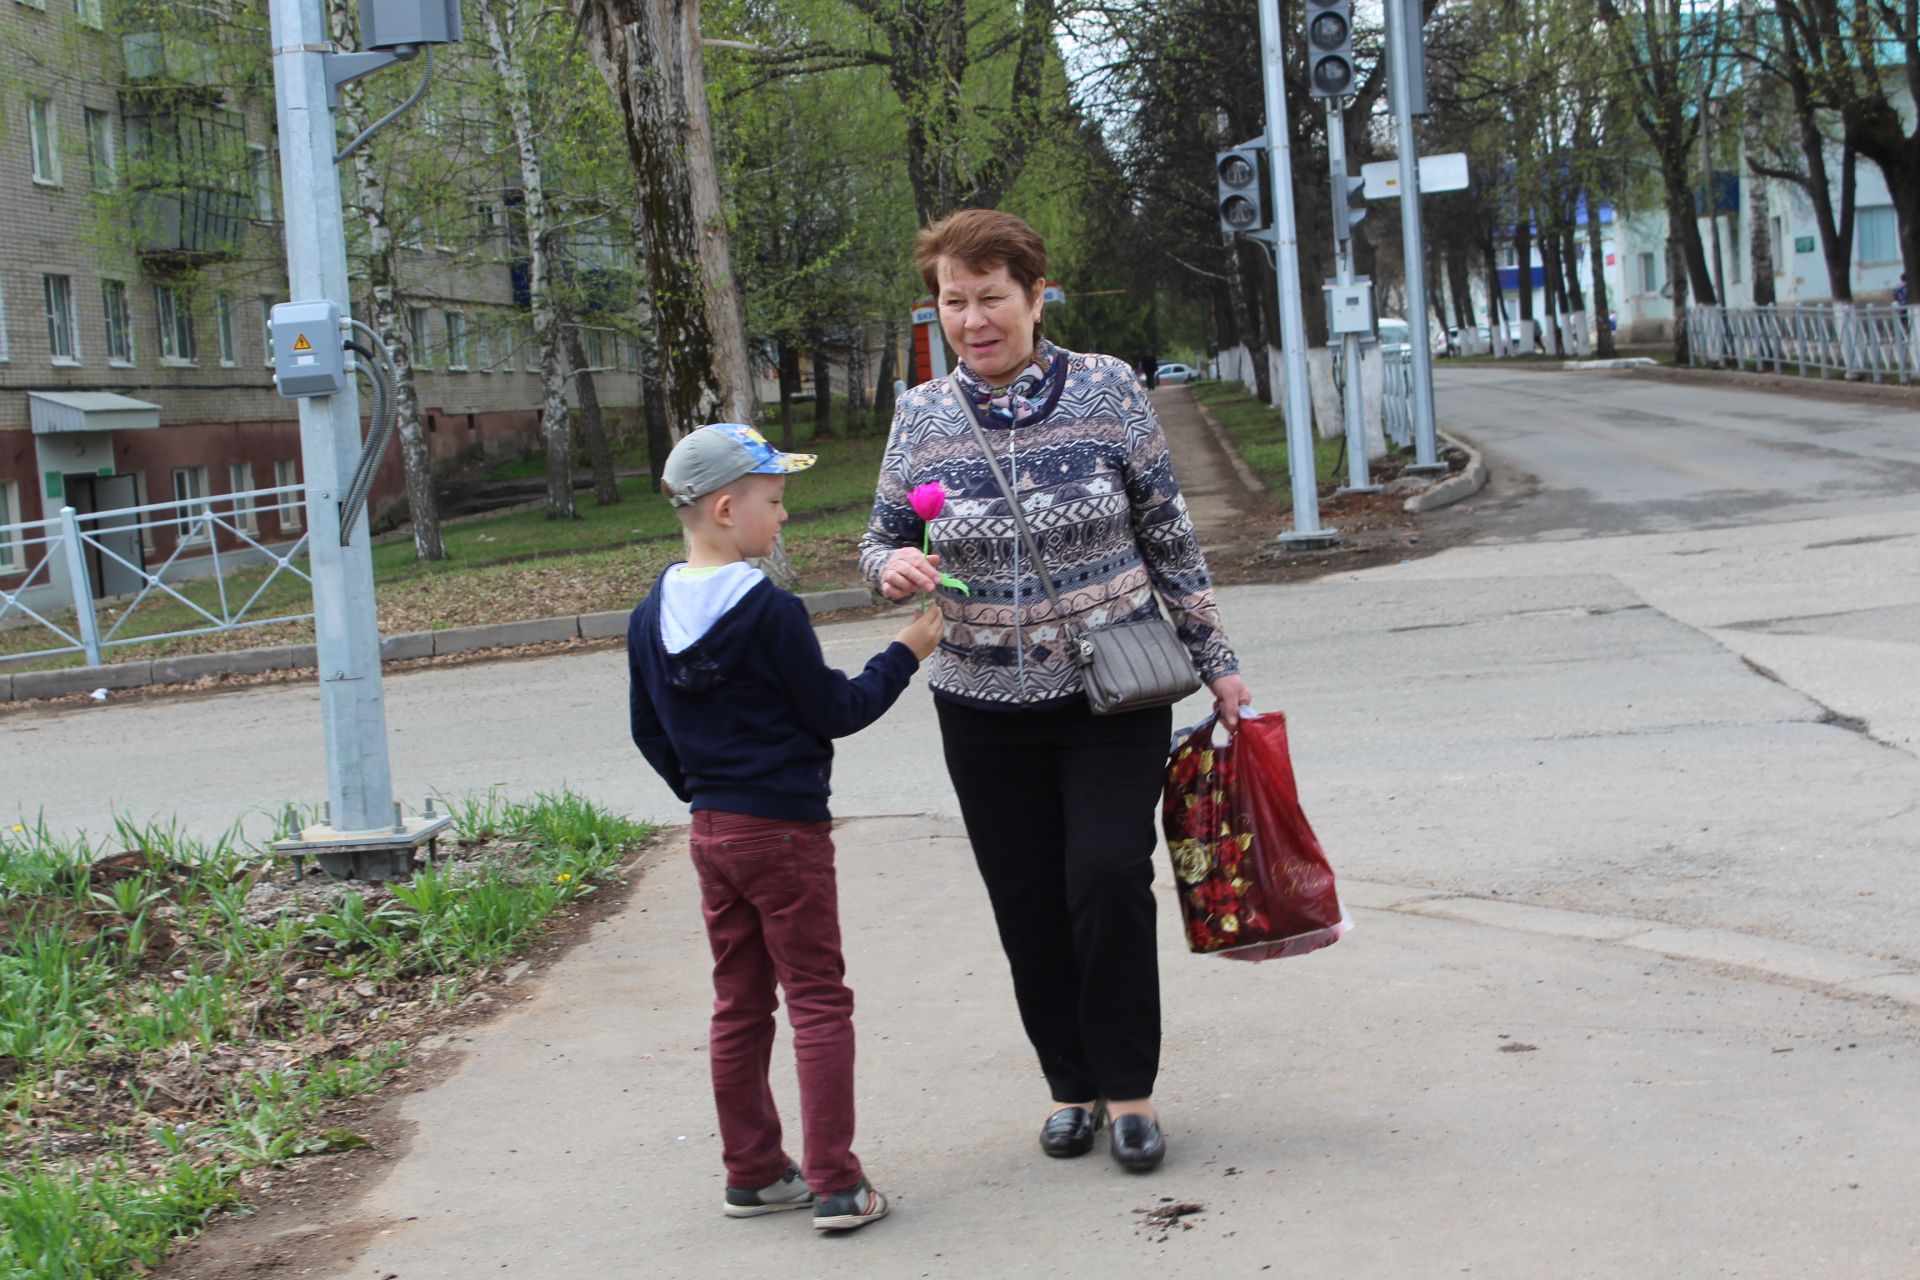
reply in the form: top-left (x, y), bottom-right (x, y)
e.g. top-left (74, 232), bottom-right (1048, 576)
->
top-left (1216, 141), bottom-right (1270, 236)
top-left (1332, 174), bottom-right (1366, 241)
top-left (1306, 0), bottom-right (1356, 99)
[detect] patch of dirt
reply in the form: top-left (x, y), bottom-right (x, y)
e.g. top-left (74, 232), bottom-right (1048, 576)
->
top-left (149, 834), bottom-right (676, 1280)
top-left (1134, 1198), bottom-right (1207, 1242)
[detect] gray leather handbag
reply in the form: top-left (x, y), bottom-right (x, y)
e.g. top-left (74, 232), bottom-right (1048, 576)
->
top-left (952, 376), bottom-right (1203, 715)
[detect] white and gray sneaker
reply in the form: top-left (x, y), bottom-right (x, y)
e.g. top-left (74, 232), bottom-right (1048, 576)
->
top-left (812, 1179), bottom-right (889, 1232)
top-left (722, 1164), bottom-right (813, 1218)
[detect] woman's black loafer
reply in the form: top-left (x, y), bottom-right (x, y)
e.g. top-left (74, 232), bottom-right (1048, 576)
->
top-left (1110, 1113), bottom-right (1165, 1172)
top-left (1039, 1105), bottom-right (1102, 1158)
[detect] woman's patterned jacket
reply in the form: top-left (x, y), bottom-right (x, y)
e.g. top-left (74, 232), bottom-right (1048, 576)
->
top-left (858, 349), bottom-right (1240, 710)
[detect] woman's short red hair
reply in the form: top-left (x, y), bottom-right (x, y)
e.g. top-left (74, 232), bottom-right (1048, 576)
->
top-left (914, 209), bottom-right (1049, 300)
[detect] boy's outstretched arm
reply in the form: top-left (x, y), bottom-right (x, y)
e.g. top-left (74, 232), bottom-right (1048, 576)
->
top-left (770, 595), bottom-right (940, 739)
top-left (628, 646), bottom-right (691, 802)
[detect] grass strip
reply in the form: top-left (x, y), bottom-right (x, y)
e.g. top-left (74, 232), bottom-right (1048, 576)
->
top-left (0, 793), bottom-right (656, 1277)
top-left (1188, 381), bottom-right (1346, 502)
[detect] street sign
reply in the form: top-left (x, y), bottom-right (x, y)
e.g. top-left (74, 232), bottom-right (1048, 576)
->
top-left (1794, 235), bottom-right (1816, 254)
top-left (1361, 151), bottom-right (1468, 199)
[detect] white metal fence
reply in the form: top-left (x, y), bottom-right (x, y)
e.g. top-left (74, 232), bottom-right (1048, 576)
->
top-left (1685, 304), bottom-right (1916, 384)
top-left (1382, 349), bottom-right (1415, 449)
top-left (0, 484), bottom-right (312, 668)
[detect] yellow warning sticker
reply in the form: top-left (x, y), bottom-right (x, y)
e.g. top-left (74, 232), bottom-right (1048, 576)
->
top-left (291, 333), bottom-right (312, 352)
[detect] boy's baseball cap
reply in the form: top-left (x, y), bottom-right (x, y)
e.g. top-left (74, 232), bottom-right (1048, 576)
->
top-left (662, 423), bottom-right (816, 507)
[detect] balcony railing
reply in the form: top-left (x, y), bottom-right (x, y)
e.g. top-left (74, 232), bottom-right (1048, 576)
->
top-left (132, 189), bottom-right (246, 263)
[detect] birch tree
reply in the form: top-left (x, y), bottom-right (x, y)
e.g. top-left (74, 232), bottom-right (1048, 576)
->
top-left (328, 0), bottom-right (445, 560)
top-left (480, 0), bottom-right (578, 520)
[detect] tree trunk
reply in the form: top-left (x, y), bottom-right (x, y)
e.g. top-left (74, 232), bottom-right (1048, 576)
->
top-left (843, 322), bottom-right (868, 435)
top-left (1513, 219), bottom-right (1535, 327)
top-left (1562, 232), bottom-right (1586, 312)
top-left (1484, 234), bottom-right (1508, 326)
top-left (482, 0), bottom-right (575, 520)
top-left (870, 319), bottom-right (899, 431)
top-left (1700, 80), bottom-right (1728, 304)
top-left (1587, 205), bottom-right (1617, 357)
top-left (1661, 154), bottom-right (1719, 305)
top-left (1666, 202), bottom-right (1694, 364)
top-left (574, 0), bottom-right (727, 433)
top-left (1540, 227), bottom-right (1568, 350)
top-left (674, 0), bottom-right (756, 422)
top-left (329, 0), bottom-right (443, 562)
top-left (1448, 252), bottom-right (1476, 331)
top-left (562, 322), bottom-right (621, 505)
top-left (1225, 238), bottom-right (1271, 403)
top-left (777, 341), bottom-right (799, 449)
top-left (811, 339), bottom-right (832, 437)
top-left (641, 328), bottom-right (673, 490)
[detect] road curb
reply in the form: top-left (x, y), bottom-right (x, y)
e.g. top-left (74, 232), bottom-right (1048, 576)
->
top-left (1402, 431), bottom-right (1488, 513)
top-left (0, 584), bottom-right (876, 704)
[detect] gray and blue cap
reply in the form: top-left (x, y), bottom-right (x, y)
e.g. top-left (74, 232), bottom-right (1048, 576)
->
top-left (662, 423), bottom-right (817, 507)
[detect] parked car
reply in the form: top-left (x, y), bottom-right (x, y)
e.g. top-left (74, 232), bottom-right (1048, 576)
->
top-left (1137, 362), bottom-right (1201, 386)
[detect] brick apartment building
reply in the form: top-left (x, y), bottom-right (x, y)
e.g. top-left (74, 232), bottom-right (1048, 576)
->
top-left (0, 2), bottom-right (643, 601)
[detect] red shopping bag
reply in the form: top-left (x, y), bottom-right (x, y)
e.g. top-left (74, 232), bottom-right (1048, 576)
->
top-left (1163, 712), bottom-right (1350, 961)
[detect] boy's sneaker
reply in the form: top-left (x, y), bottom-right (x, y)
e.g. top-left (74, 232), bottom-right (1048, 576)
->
top-left (812, 1179), bottom-right (889, 1232)
top-left (723, 1164), bottom-right (813, 1218)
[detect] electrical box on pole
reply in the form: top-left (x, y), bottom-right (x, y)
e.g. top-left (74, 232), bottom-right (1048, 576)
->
top-left (1216, 141), bottom-right (1272, 237)
top-left (270, 302), bottom-right (347, 398)
top-left (1305, 0), bottom-right (1356, 99)
top-left (360, 0), bottom-right (462, 50)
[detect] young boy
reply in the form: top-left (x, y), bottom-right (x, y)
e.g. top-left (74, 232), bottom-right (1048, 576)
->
top-left (627, 423), bottom-right (943, 1232)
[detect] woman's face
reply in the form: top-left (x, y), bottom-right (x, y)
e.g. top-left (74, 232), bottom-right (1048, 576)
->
top-left (936, 257), bottom-right (1045, 385)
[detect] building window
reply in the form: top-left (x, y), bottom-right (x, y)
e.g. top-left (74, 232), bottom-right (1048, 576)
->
top-left (16, 0), bottom-right (50, 11)
top-left (260, 294), bottom-right (276, 366)
top-left (85, 108), bottom-right (116, 188)
top-left (444, 310), bottom-right (468, 370)
top-left (274, 458), bottom-right (302, 530)
top-left (155, 285), bottom-right (196, 364)
top-left (227, 462), bottom-right (258, 533)
top-left (1857, 206), bottom-right (1898, 265)
top-left (0, 277), bottom-right (11, 363)
top-left (475, 319), bottom-right (493, 372)
top-left (1638, 252), bottom-right (1659, 294)
top-left (29, 97), bottom-right (61, 185)
top-left (249, 144), bottom-right (276, 221)
top-left (43, 274), bottom-right (80, 364)
top-left (521, 319), bottom-right (536, 371)
top-left (407, 306), bottom-right (430, 368)
top-left (172, 466), bottom-right (210, 543)
top-left (102, 278), bottom-right (134, 365)
top-left (0, 481), bottom-right (21, 573)
top-left (216, 294), bottom-right (236, 366)
top-left (472, 202), bottom-right (497, 243)
top-left (74, 0), bottom-right (102, 27)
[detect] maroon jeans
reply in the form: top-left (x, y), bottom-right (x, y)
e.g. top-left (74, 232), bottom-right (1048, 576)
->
top-left (687, 810), bottom-right (862, 1194)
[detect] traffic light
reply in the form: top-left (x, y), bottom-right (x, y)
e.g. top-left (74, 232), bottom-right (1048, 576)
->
top-left (1306, 0), bottom-right (1356, 99)
top-left (1216, 141), bottom-right (1270, 236)
top-left (1332, 174), bottom-right (1366, 241)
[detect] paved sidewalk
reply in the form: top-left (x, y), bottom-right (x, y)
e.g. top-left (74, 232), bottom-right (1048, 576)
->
top-left (293, 814), bottom-right (1918, 1279)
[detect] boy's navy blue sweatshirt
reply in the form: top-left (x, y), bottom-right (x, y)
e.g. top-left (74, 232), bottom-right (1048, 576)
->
top-left (627, 566), bottom-right (920, 822)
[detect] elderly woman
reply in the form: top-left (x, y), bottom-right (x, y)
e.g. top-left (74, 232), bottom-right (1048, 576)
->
top-left (859, 209), bottom-right (1250, 1173)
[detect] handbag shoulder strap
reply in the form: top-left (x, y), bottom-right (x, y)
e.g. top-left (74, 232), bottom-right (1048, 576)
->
top-left (948, 373), bottom-right (1074, 627)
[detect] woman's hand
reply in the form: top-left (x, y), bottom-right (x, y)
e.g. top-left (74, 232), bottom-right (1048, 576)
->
top-left (1209, 674), bottom-right (1254, 731)
top-left (879, 547), bottom-right (943, 601)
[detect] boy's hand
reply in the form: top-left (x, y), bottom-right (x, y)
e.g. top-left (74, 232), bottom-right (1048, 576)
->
top-left (895, 602), bottom-right (945, 662)
top-left (880, 548), bottom-right (942, 600)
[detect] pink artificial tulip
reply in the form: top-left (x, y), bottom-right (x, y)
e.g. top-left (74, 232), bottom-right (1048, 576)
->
top-left (908, 482), bottom-right (947, 522)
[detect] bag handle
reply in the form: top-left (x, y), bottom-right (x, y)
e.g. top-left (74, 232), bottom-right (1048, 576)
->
top-left (948, 373), bottom-right (1080, 637)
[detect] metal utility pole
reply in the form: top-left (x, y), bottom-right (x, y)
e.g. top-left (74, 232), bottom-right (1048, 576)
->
top-left (1324, 101), bottom-right (1377, 493)
top-left (265, 0), bottom-right (452, 878)
top-left (1258, 0), bottom-right (1336, 543)
top-left (268, 0), bottom-right (393, 834)
top-left (1385, 0), bottom-right (1445, 472)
